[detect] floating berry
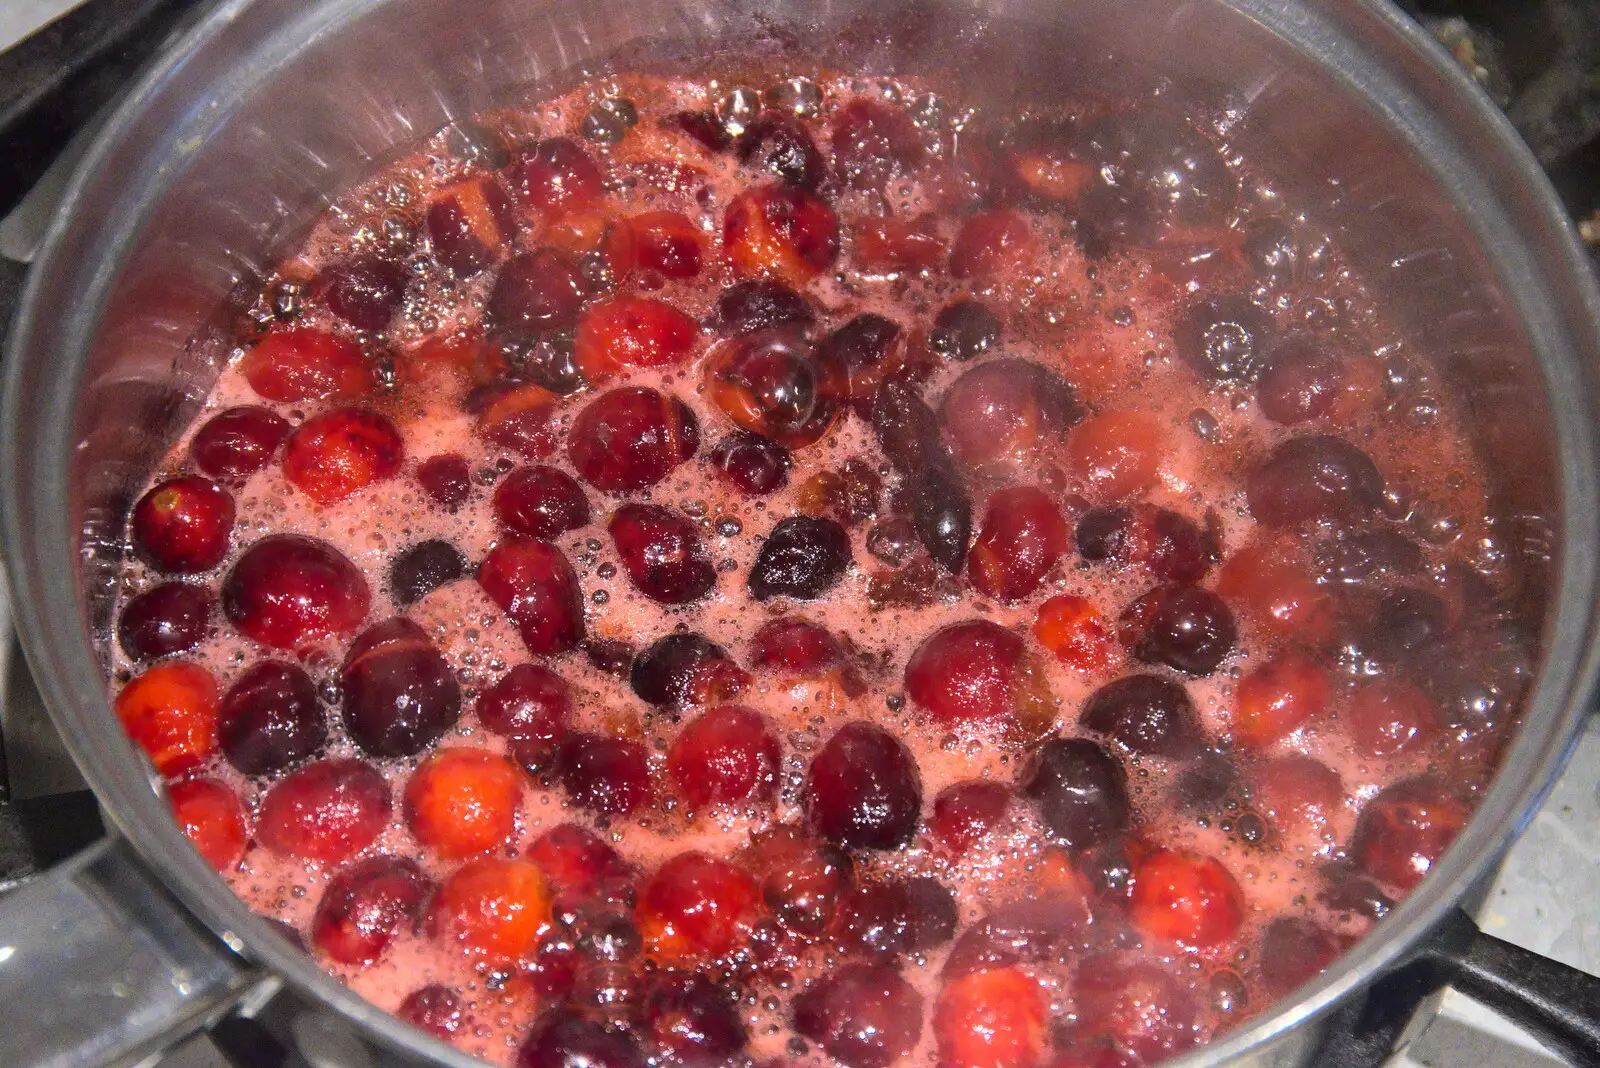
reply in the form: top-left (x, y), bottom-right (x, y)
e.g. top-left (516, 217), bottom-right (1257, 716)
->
top-left (218, 660), bottom-right (325, 774)
top-left (748, 515), bottom-right (851, 600)
top-left (168, 777), bottom-right (247, 872)
top-left (1066, 412), bottom-right (1167, 503)
top-left (317, 256), bottom-right (408, 331)
top-left (630, 633), bottom-right (750, 710)
top-left (831, 99), bottom-right (925, 189)
top-left (805, 722), bottom-right (922, 850)
top-left (745, 827), bottom-right (855, 936)
top-left (1257, 916), bottom-right (1342, 997)
top-left (1072, 954), bottom-right (1202, 1062)
top-left (240, 328), bottom-right (372, 402)
top-left (528, 823), bottom-right (630, 898)
top-left (282, 407), bottom-right (404, 505)
top-left (1021, 737), bottom-right (1130, 849)
top-left (609, 503), bottom-right (717, 605)
top-left (405, 748), bottom-right (524, 859)
top-left (1257, 337), bottom-right (1347, 423)
top-left (1033, 595), bottom-right (1118, 675)
top-left (558, 733), bottom-right (654, 815)
top-left (853, 216), bottom-right (948, 273)
top-left (1234, 652), bottom-right (1330, 747)
top-left (415, 454), bottom-right (473, 510)
top-left (1216, 540), bottom-right (1335, 643)
top-left (904, 620), bottom-right (1050, 737)
top-left (724, 184), bottom-right (840, 285)
top-left (340, 617), bottom-right (462, 757)
top-left (817, 313), bottom-right (907, 402)
top-left (518, 1014), bottom-right (643, 1068)
top-left (793, 964), bottom-right (924, 1068)
top-left (1174, 296), bottom-right (1271, 384)
top-left (950, 210), bottom-right (1035, 279)
top-left (738, 114), bottom-right (828, 190)
top-left (398, 985), bottom-right (463, 1039)
top-left (130, 476), bottom-right (235, 573)
top-left (747, 616), bottom-right (843, 676)
top-left (1128, 848), bottom-right (1244, 948)
top-left (1118, 584), bottom-right (1237, 676)
top-left (118, 582), bottom-right (215, 662)
top-left (1352, 778), bottom-right (1469, 892)
top-left (1346, 680), bottom-right (1441, 758)
top-left (934, 966), bottom-right (1046, 1068)
top-left (115, 661), bottom-right (219, 776)
top-left (426, 176), bottom-right (516, 276)
top-left (628, 210), bottom-right (704, 278)
top-left (574, 296), bottom-right (701, 381)
top-left (929, 781), bottom-right (1012, 854)
top-left (477, 538), bottom-right (585, 655)
top-left (430, 856), bottom-right (551, 963)
top-left (487, 249), bottom-right (587, 337)
top-left (1253, 754), bottom-right (1343, 834)
top-left (939, 358), bottom-right (1081, 468)
top-left (709, 431), bottom-right (791, 496)
top-left (1075, 110), bottom-right (1236, 247)
top-left (509, 138), bottom-right (606, 216)
top-left (190, 406), bottom-right (290, 480)
top-left (477, 383), bottom-right (561, 460)
top-left (494, 466), bottom-right (590, 539)
top-left (222, 534), bottom-right (371, 649)
top-left (1247, 435), bottom-right (1384, 528)
top-left (568, 387), bottom-right (700, 494)
top-left (712, 279), bottom-right (815, 337)
top-left (1075, 505), bottom-right (1218, 584)
top-left (257, 758), bottom-right (391, 864)
top-left (642, 972), bottom-right (748, 1065)
top-left (1080, 674), bottom-right (1203, 759)
top-left (389, 539), bottom-right (466, 606)
top-left (477, 663), bottom-right (571, 753)
top-left (639, 851), bottom-right (761, 962)
top-left (830, 878), bottom-right (956, 960)
top-left (668, 705), bottom-right (780, 808)
top-left (706, 329), bottom-right (846, 448)
top-left (312, 856), bottom-right (432, 965)
top-left (968, 486), bottom-right (1068, 601)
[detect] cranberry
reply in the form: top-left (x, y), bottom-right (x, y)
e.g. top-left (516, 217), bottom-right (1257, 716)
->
top-left (1233, 652), bottom-right (1330, 747)
top-left (559, 733), bottom-right (654, 814)
top-left (257, 757), bottom-right (391, 863)
top-left (1021, 737), bottom-right (1130, 849)
top-left (608, 503), bottom-right (717, 605)
top-left (477, 539), bottom-right (586, 655)
top-left (934, 966), bottom-right (1047, 1068)
top-left (669, 704), bottom-right (780, 808)
top-left (528, 823), bottom-right (630, 898)
top-left (930, 780), bottom-right (1012, 853)
top-left (833, 878), bottom-right (956, 960)
top-left (746, 828), bottom-right (855, 935)
top-left (904, 620), bottom-right (1051, 736)
top-left (1369, 587), bottom-right (1451, 661)
top-left (1347, 680), bottom-right (1441, 758)
top-left (488, 249), bottom-right (587, 336)
top-left (568, 387), bottom-right (700, 493)
top-left (218, 660), bottom-right (325, 774)
top-left (510, 138), bottom-right (606, 215)
top-left (870, 378), bottom-right (947, 473)
top-left (706, 329), bottom-right (845, 449)
top-left (477, 383), bottom-right (561, 459)
top-left (817, 313), bottom-right (906, 401)
top-left (398, 985), bottom-right (463, 1039)
top-left (491, 466), bottom-right (590, 540)
top-left (1257, 917), bottom-right (1341, 998)
top-left (854, 216), bottom-right (948, 273)
top-left (430, 856), bottom-right (551, 963)
top-left (311, 856), bottom-right (431, 965)
top-left (804, 722), bottom-right (922, 849)
top-left (118, 582), bottom-right (215, 661)
top-left (1242, 216), bottom-right (1330, 290)
top-left (968, 486), bottom-right (1069, 601)
top-left (1254, 754), bottom-right (1344, 834)
top-left (709, 431), bottom-right (791, 496)
top-left (724, 184), bottom-right (840, 285)
top-left (190, 406), bottom-right (290, 480)
top-left (1118, 584), bottom-right (1237, 676)
top-left (1066, 412), bottom-right (1167, 503)
top-left (1076, 505), bottom-right (1218, 584)
top-left (797, 461), bottom-right (882, 528)
top-left (1075, 111), bottom-right (1236, 247)
top-left (477, 662), bottom-right (571, 750)
top-left (575, 296), bottom-right (701, 381)
top-left (416, 453), bottom-right (473, 509)
top-left (1080, 674), bottom-right (1203, 759)
top-left (340, 617), bottom-right (462, 757)
top-left (519, 1014), bottom-right (643, 1068)
top-left (1248, 435), bottom-right (1385, 528)
top-left (389, 539), bottom-right (466, 606)
top-left (639, 851), bottom-right (761, 961)
top-left (240, 328), bottom-right (373, 402)
top-left (1216, 540), bottom-right (1335, 643)
top-left (1256, 337), bottom-right (1346, 423)
top-left (950, 210), bottom-right (1035, 279)
top-left (748, 515), bottom-right (851, 600)
top-left (630, 633), bottom-right (741, 707)
top-left (1173, 296), bottom-right (1271, 384)
top-left (1073, 954), bottom-right (1202, 1062)
top-left (792, 964), bottom-right (924, 1068)
top-left (317, 256), bottom-right (408, 331)
top-left (628, 211), bottom-right (704, 278)
top-left (712, 279), bottom-right (815, 337)
top-left (405, 748), bottom-right (524, 858)
top-left (1034, 594), bottom-right (1118, 675)
top-left (1129, 848), bottom-right (1244, 948)
top-left (223, 534), bottom-right (371, 649)
top-left (748, 616), bottom-right (842, 675)
top-left (643, 972), bottom-right (748, 1065)
top-left (738, 114), bottom-right (827, 190)
top-left (671, 109), bottom-right (735, 153)
top-left (282, 407), bottom-right (404, 505)
top-left (168, 778), bottom-right (247, 871)
top-left (930, 300), bottom-right (1000, 362)
top-left (426, 176), bottom-right (516, 276)
top-left (130, 476), bottom-right (235, 573)
top-left (832, 99), bottom-right (923, 184)
top-left (1316, 530), bottom-right (1424, 588)
top-left (940, 358), bottom-right (1082, 468)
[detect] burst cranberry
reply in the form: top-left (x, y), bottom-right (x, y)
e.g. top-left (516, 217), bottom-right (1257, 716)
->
top-left (405, 748), bottom-right (524, 859)
top-left (935, 966), bottom-right (1046, 1068)
top-left (1076, 505), bottom-right (1218, 584)
top-left (398, 985), bottom-right (463, 1039)
top-left (1021, 737), bottom-right (1131, 848)
top-left (940, 358), bottom-right (1081, 467)
top-left (724, 184), bottom-right (840, 285)
top-left (1118, 584), bottom-right (1237, 675)
top-left (816, 313), bottom-right (907, 401)
top-left (519, 1014), bottom-right (644, 1068)
top-left (669, 705), bottom-right (780, 808)
top-left (748, 616), bottom-right (842, 675)
top-left (1257, 337), bottom-right (1347, 423)
top-left (488, 249), bottom-right (587, 336)
top-left (430, 856), bottom-right (552, 962)
top-left (643, 972), bottom-right (748, 1065)
top-left (608, 503), bottom-right (717, 605)
top-left (311, 856), bottom-right (431, 965)
top-left (950, 210), bottom-right (1035, 279)
top-left (1073, 954), bottom-right (1202, 1062)
top-left (568, 387), bottom-right (699, 493)
top-left (709, 431), bottom-right (791, 496)
top-left (118, 582), bottom-right (215, 661)
top-left (416, 453), bottom-right (473, 509)
top-left (628, 210), bottom-right (704, 277)
top-left (130, 476), bottom-right (234, 573)
top-left (793, 964), bottom-right (924, 1068)
top-left (477, 538), bottom-right (585, 655)
top-left (510, 138), bottom-right (606, 215)
top-left (1347, 680), bottom-right (1441, 758)
top-left (340, 617), bottom-right (462, 757)
top-left (930, 781), bottom-right (1012, 853)
top-left (639, 852), bottom-right (761, 962)
top-left (630, 633), bottom-right (750, 708)
top-left (223, 534), bottom-right (371, 649)
top-left (745, 828), bottom-right (855, 935)
top-left (1234, 653), bottom-right (1330, 747)
top-left (528, 823), bottom-right (630, 897)
top-left (1257, 917), bottom-right (1341, 997)
top-left (492, 466), bottom-right (590, 539)
top-left (168, 778), bottom-right (247, 871)
top-left (805, 722), bottom-right (922, 849)
top-left (968, 486), bottom-right (1068, 601)
top-left (738, 114), bottom-right (828, 190)
top-left (1353, 778), bottom-right (1470, 892)
top-left (574, 297), bottom-right (700, 382)
top-left (477, 382), bottom-right (561, 458)
top-left (712, 279), bottom-right (815, 336)
top-left (1248, 435), bottom-right (1385, 528)
top-left (477, 662), bottom-right (571, 751)
top-left (282, 407), bottom-right (404, 504)
top-left (854, 216), bottom-right (948, 272)
top-left (1254, 754), bottom-right (1344, 833)
top-left (240, 328), bottom-right (373, 402)
top-left (558, 733), bottom-right (654, 814)
top-left (317, 256), bottom-right (408, 331)
top-left (190, 406), bottom-right (290, 479)
top-left (1080, 674), bottom-right (1203, 759)
top-left (671, 109), bottom-right (734, 152)
top-left (904, 620), bottom-right (1049, 735)
top-left (706, 329), bottom-right (845, 448)
top-left (257, 758), bottom-right (390, 864)
top-left (389, 539), bottom-right (466, 606)
top-left (831, 99), bottom-right (924, 189)
top-left (1216, 541), bottom-right (1335, 643)
top-left (115, 661), bottom-right (218, 776)
top-left (1034, 595), bottom-right (1118, 675)
top-left (1129, 848), bottom-right (1244, 948)
top-left (748, 515), bottom-right (851, 600)
top-left (1066, 412), bottom-right (1166, 503)
top-left (426, 176), bottom-right (516, 276)
top-left (1174, 296), bottom-right (1271, 384)
top-left (218, 660), bottom-right (325, 774)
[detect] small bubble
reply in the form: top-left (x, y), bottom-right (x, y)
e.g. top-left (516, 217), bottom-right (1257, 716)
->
top-left (1188, 409), bottom-right (1220, 443)
top-left (592, 589), bottom-right (609, 605)
top-left (596, 562), bottom-right (617, 579)
top-left (765, 77), bottom-right (823, 118)
top-left (716, 516), bottom-right (743, 537)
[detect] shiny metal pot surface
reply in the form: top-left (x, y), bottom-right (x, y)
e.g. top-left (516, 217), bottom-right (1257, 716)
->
top-left (0, 0), bottom-right (1596, 1065)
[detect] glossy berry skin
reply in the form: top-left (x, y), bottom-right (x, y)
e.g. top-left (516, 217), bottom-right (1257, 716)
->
top-left (494, 466), bottom-right (590, 539)
top-left (1216, 541), bottom-right (1335, 644)
top-left (738, 113), bottom-right (828, 190)
top-left (257, 758), bottom-right (391, 864)
top-left (487, 249), bottom-right (587, 337)
top-left (222, 534), bottom-right (371, 649)
top-left (477, 539), bottom-right (585, 655)
top-left (723, 184), bottom-right (840, 285)
top-left (317, 256), bottom-right (408, 331)
top-left (1118, 584), bottom-right (1238, 676)
top-left (805, 721), bottom-right (922, 850)
top-left (706, 328), bottom-right (846, 449)
top-left (510, 138), bottom-right (606, 216)
top-left (477, 383), bottom-right (561, 460)
top-left (568, 387), bottom-right (700, 494)
top-left (416, 453), bottom-right (473, 510)
top-left (629, 210), bottom-right (704, 277)
top-left (748, 515), bottom-right (852, 601)
top-left (389, 539), bottom-right (466, 606)
top-left (115, 661), bottom-right (219, 776)
top-left (950, 210), bottom-right (1035, 279)
top-left (608, 503), bottom-right (716, 605)
top-left (934, 965), bottom-right (1047, 1068)
top-left (904, 620), bottom-right (1045, 732)
top-left (1174, 296), bottom-right (1272, 384)
top-left (929, 781), bottom-right (1012, 854)
top-left (1347, 680), bottom-right (1440, 758)
top-left (118, 582), bottom-right (215, 662)
top-left (527, 823), bottom-right (629, 898)
top-left (1129, 848), bottom-right (1245, 949)
top-left (1021, 737), bottom-right (1130, 849)
top-left (1257, 337), bottom-right (1346, 423)
top-left (854, 216), bottom-right (948, 273)
top-left (340, 617), bottom-right (462, 757)
top-left (930, 300), bottom-right (1001, 363)
top-left (1258, 916), bottom-right (1342, 997)
top-left (968, 486), bottom-right (1069, 601)
top-left (1076, 505), bottom-right (1218, 585)
top-left (748, 616), bottom-right (843, 676)
top-left (816, 313), bottom-right (907, 403)
top-left (1234, 652), bottom-right (1330, 747)
top-left (709, 431), bottom-right (791, 496)
top-left (712, 280), bottom-right (814, 337)
top-left (397, 985), bottom-right (462, 1039)
top-left (190, 406), bottom-right (291, 480)
top-left (1248, 435), bottom-right (1385, 528)
top-left (1033, 595), bottom-right (1118, 675)
top-left (240, 328), bottom-right (373, 403)
top-left (405, 748), bottom-right (524, 859)
top-left (831, 99), bottom-right (924, 189)
top-left (1072, 954), bottom-right (1202, 1062)
top-left (311, 856), bottom-right (432, 965)
top-left (831, 878), bottom-right (956, 960)
top-left (1066, 412), bottom-right (1167, 503)
top-left (168, 778), bottom-right (247, 872)
top-left (630, 634), bottom-right (750, 709)
top-left (1253, 754), bottom-right (1344, 834)
top-left (939, 358), bottom-right (1081, 468)
top-left (476, 663), bottom-right (571, 750)
top-left (283, 407), bottom-right (404, 505)
top-left (642, 972), bottom-right (748, 1066)
top-left (217, 660), bottom-right (326, 775)
top-left (639, 852), bottom-right (761, 962)
top-left (430, 857), bottom-right (551, 963)
top-left (558, 733), bottom-right (654, 814)
top-left (130, 476), bottom-right (235, 573)
top-left (425, 176), bottom-right (516, 276)
top-left (668, 705), bottom-right (780, 808)
top-left (792, 963), bottom-right (924, 1068)
top-left (518, 1014), bottom-right (644, 1068)
top-left (574, 296), bottom-right (701, 381)
top-left (1351, 778), bottom-right (1469, 891)
top-left (745, 827), bottom-right (855, 936)
top-left (1080, 674), bottom-right (1203, 759)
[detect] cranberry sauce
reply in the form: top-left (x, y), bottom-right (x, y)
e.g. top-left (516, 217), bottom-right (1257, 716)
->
top-left (107, 68), bottom-right (1527, 1067)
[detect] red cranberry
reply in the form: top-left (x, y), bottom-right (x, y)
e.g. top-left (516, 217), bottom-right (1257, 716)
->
top-left (724, 184), bottom-right (840, 285)
top-left (608, 503), bottom-right (716, 605)
top-left (528, 823), bottom-right (630, 898)
top-left (398, 985), bottom-right (463, 1039)
top-left (738, 114), bottom-right (827, 190)
top-left (118, 582), bottom-right (215, 661)
top-left (1247, 435), bottom-right (1385, 528)
top-left (831, 878), bottom-right (956, 961)
top-left (240, 328), bottom-right (373, 402)
top-left (257, 757), bottom-right (391, 863)
top-left (1072, 954), bottom-right (1202, 1062)
top-left (904, 620), bottom-right (1046, 731)
top-left (706, 329), bottom-right (845, 449)
top-left (934, 966), bottom-right (1047, 1068)
top-left (518, 1014), bottom-right (643, 1068)
top-left (1233, 652), bottom-right (1330, 747)
top-left (223, 534), bottom-right (371, 649)
top-left (1080, 674), bottom-right (1203, 759)
top-left (1118, 584), bottom-right (1237, 676)
top-left (1174, 296), bottom-right (1272, 384)
top-left (494, 466), bottom-right (591, 539)
top-left (477, 662), bottom-right (572, 750)
top-left (416, 453), bottom-right (473, 510)
top-left (939, 358), bottom-right (1082, 468)
top-left (1066, 411), bottom-right (1168, 503)
top-left (854, 216), bottom-right (948, 273)
top-left (748, 616), bottom-right (842, 675)
top-left (968, 486), bottom-right (1069, 601)
top-left (745, 828), bottom-right (855, 935)
top-left (639, 852), bottom-right (761, 961)
top-left (1257, 917), bottom-right (1341, 998)
top-left (168, 778), bottom-right (247, 871)
top-left (748, 515), bottom-right (852, 601)
top-left (1021, 737), bottom-right (1131, 849)
top-left (340, 617), bottom-right (462, 756)
top-left (629, 211), bottom-right (704, 278)
top-left (830, 99), bottom-right (924, 189)
top-left (950, 210), bottom-right (1035, 279)
top-left (709, 431), bottom-right (791, 496)
top-left (1075, 110), bottom-right (1236, 247)
top-left (568, 387), bottom-right (700, 494)
top-left (426, 176), bottom-right (516, 276)
top-left (558, 733), bottom-right (654, 814)
top-left (712, 280), bottom-right (815, 337)
top-left (311, 856), bottom-right (432, 965)
top-left (804, 722), bottom-right (922, 850)
top-left (190, 406), bottom-right (290, 480)
top-left (1257, 337), bottom-right (1347, 423)
top-left (643, 972), bottom-right (748, 1065)
top-left (218, 660), bottom-right (325, 774)
top-left (316, 256), bottom-right (408, 332)
top-left (477, 539), bottom-right (586, 655)
top-left (510, 138), bottom-right (606, 216)
top-left (488, 249), bottom-right (587, 337)
top-left (130, 476), bottom-right (235, 573)
top-left (817, 314), bottom-right (907, 402)
top-left (1129, 848), bottom-right (1244, 948)
top-left (792, 964), bottom-right (924, 1068)
top-left (389, 539), bottom-right (466, 606)
top-left (574, 296), bottom-right (701, 381)
top-left (629, 633), bottom-right (747, 707)
top-left (1075, 505), bottom-right (1218, 584)
top-left (477, 382), bottom-right (562, 459)
top-left (282, 407), bottom-right (404, 505)
top-left (669, 705), bottom-right (780, 808)
top-left (1034, 594), bottom-right (1118, 675)
top-left (1254, 753), bottom-right (1344, 833)
top-left (929, 781), bottom-right (1012, 853)
top-left (1348, 680), bottom-right (1442, 758)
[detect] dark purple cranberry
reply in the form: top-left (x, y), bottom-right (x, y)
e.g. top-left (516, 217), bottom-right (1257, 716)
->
top-left (709, 431), bottom-right (791, 496)
top-left (817, 313), bottom-right (905, 401)
top-left (340, 617), bottom-right (462, 757)
top-left (869, 379), bottom-right (946, 474)
top-left (830, 882), bottom-right (914, 960)
top-left (671, 110), bottom-right (734, 153)
top-left (117, 582), bottom-right (215, 661)
top-left (1257, 917), bottom-right (1341, 997)
top-left (792, 964), bottom-right (924, 1068)
top-left (642, 973), bottom-right (748, 1065)
top-left (804, 721), bottom-right (922, 850)
top-left (748, 515), bottom-right (852, 600)
top-left (416, 453), bottom-right (473, 510)
top-left (1174, 296), bottom-right (1271, 384)
top-left (909, 467), bottom-right (973, 575)
top-left (1020, 737), bottom-right (1131, 848)
top-left (190, 406), bottom-right (290, 480)
top-left (317, 256), bottom-right (409, 332)
top-left (1368, 587), bottom-right (1450, 660)
top-left (398, 984), bottom-right (463, 1039)
top-left (1248, 435), bottom-right (1384, 528)
top-left (737, 115), bottom-right (827, 191)
top-left (1316, 529), bottom-right (1423, 587)
top-left (1174, 749), bottom-right (1239, 812)
top-left (1318, 863), bottom-right (1394, 920)
top-left (1256, 338), bottom-right (1345, 423)
top-left (929, 300), bottom-right (1000, 362)
top-left (488, 249), bottom-right (587, 337)
top-left (585, 638), bottom-right (636, 679)
top-left (1080, 673), bottom-right (1203, 758)
top-left (903, 877), bottom-right (959, 947)
top-left (518, 1013), bottom-right (645, 1068)
top-left (494, 466), bottom-right (591, 539)
top-left (130, 476), bottom-right (235, 573)
top-left (1076, 507), bottom-right (1132, 561)
top-left (831, 99), bottom-right (926, 190)
top-left (1076, 505), bottom-right (1217, 583)
top-left (477, 663), bottom-right (572, 751)
top-left (558, 733), bottom-right (654, 814)
top-left (311, 856), bottom-right (432, 965)
top-left (630, 634), bottom-right (733, 706)
top-left (389, 540), bottom-right (466, 606)
top-left (1242, 217), bottom-right (1330, 291)
top-left (218, 660), bottom-right (326, 775)
top-left (712, 279), bottom-right (815, 337)
top-left (609, 504), bottom-right (716, 605)
top-left (568, 387), bottom-right (700, 494)
top-left (1118, 584), bottom-right (1237, 676)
